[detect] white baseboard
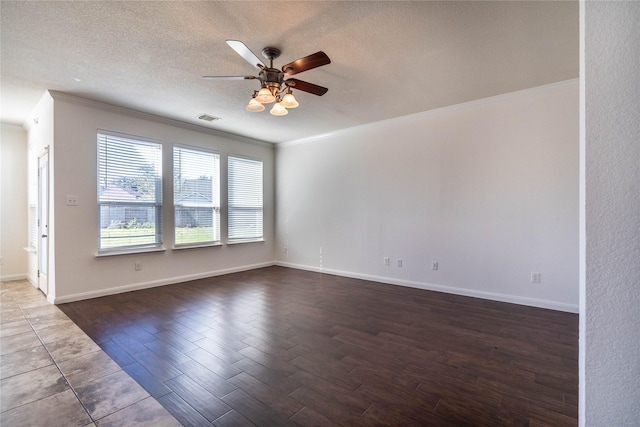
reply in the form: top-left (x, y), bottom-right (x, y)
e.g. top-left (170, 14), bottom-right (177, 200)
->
top-left (0, 273), bottom-right (29, 282)
top-left (275, 261), bottom-right (579, 313)
top-left (52, 261), bottom-right (275, 304)
top-left (51, 260), bottom-right (578, 313)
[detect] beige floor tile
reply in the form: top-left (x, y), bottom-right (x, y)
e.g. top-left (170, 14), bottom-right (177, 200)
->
top-left (0, 389), bottom-right (91, 427)
top-left (0, 329), bottom-right (42, 356)
top-left (1, 281), bottom-right (33, 293)
top-left (36, 321), bottom-right (88, 344)
top-left (0, 345), bottom-right (54, 379)
top-left (0, 297), bottom-right (19, 310)
top-left (58, 349), bottom-right (122, 388)
top-left (29, 311), bottom-right (76, 331)
top-left (95, 396), bottom-right (181, 427)
top-left (22, 303), bottom-right (66, 319)
top-left (75, 370), bottom-right (150, 420)
top-left (0, 308), bottom-right (25, 325)
top-left (0, 318), bottom-right (32, 339)
top-left (0, 364), bottom-right (70, 412)
top-left (44, 333), bottom-right (101, 363)
top-left (13, 294), bottom-right (49, 309)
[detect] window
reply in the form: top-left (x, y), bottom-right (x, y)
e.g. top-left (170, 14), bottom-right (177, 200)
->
top-left (97, 132), bottom-right (163, 251)
top-left (173, 146), bottom-right (220, 246)
top-left (228, 156), bottom-right (263, 242)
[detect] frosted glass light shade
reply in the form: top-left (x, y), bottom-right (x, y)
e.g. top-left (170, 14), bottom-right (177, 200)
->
top-left (270, 102), bottom-right (288, 116)
top-left (246, 98), bottom-right (265, 112)
top-left (255, 87), bottom-right (275, 103)
top-left (281, 92), bottom-right (299, 108)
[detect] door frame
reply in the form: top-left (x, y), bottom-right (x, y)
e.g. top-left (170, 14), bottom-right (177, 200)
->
top-left (37, 149), bottom-right (49, 295)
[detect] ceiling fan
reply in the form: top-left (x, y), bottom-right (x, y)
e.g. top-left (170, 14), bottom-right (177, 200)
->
top-left (204, 40), bottom-right (331, 116)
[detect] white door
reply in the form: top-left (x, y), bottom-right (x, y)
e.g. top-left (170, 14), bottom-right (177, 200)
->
top-left (38, 151), bottom-right (49, 295)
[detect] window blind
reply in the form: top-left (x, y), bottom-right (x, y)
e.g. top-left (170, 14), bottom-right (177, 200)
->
top-left (173, 146), bottom-right (220, 246)
top-left (97, 132), bottom-right (163, 251)
top-left (29, 205), bottom-right (37, 249)
top-left (228, 156), bottom-right (263, 242)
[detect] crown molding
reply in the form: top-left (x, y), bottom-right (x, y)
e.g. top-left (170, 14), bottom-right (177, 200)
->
top-left (278, 78), bottom-right (579, 149)
top-left (47, 90), bottom-right (274, 149)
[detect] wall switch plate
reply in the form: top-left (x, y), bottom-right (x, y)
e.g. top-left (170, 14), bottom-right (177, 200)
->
top-left (65, 195), bottom-right (79, 206)
top-left (135, 262), bottom-right (142, 271)
top-left (432, 261), bottom-right (439, 270)
top-left (531, 272), bottom-right (541, 283)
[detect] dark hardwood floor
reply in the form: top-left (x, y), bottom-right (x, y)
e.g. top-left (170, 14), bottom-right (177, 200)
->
top-left (60, 266), bottom-right (578, 426)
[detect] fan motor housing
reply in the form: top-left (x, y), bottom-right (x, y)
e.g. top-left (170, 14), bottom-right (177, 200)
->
top-left (259, 68), bottom-right (284, 89)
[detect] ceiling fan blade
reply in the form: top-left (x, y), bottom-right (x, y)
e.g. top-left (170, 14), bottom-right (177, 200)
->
top-left (226, 40), bottom-right (265, 70)
top-left (286, 78), bottom-right (328, 96)
top-left (203, 75), bottom-right (257, 80)
top-left (282, 51), bottom-right (331, 75)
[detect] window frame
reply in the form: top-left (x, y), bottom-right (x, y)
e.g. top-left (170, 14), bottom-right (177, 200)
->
top-left (227, 155), bottom-right (264, 244)
top-left (173, 144), bottom-right (221, 249)
top-left (96, 131), bottom-right (164, 255)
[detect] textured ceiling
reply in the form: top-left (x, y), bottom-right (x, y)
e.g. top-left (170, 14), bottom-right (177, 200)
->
top-left (1, 1), bottom-right (578, 144)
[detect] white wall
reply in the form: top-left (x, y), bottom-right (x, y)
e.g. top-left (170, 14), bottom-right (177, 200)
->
top-left (46, 93), bottom-right (275, 303)
top-left (276, 80), bottom-right (579, 312)
top-left (24, 93), bottom-right (55, 288)
top-left (582, 2), bottom-right (640, 425)
top-left (0, 123), bottom-right (29, 280)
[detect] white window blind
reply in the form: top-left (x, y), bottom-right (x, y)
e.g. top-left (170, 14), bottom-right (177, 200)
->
top-left (97, 132), bottom-right (163, 251)
top-left (228, 156), bottom-right (263, 242)
top-left (29, 205), bottom-right (37, 249)
top-left (173, 146), bottom-right (220, 246)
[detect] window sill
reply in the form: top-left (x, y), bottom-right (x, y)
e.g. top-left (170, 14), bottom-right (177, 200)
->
top-left (173, 242), bottom-right (222, 251)
top-left (96, 246), bottom-right (166, 258)
top-left (227, 238), bottom-right (265, 245)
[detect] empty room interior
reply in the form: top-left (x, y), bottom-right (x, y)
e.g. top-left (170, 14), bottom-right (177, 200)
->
top-left (1, 1), bottom-right (638, 426)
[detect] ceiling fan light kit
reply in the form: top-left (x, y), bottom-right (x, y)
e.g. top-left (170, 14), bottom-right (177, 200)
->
top-left (204, 40), bottom-right (330, 117)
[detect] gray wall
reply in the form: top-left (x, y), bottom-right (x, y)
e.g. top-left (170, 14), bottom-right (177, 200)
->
top-left (276, 81), bottom-right (579, 312)
top-left (582, 1), bottom-right (640, 425)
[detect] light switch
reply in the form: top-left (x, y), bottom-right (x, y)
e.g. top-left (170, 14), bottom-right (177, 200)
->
top-left (66, 195), bottom-right (79, 206)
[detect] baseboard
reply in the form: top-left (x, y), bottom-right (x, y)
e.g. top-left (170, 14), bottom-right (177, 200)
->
top-left (51, 260), bottom-right (578, 313)
top-left (52, 261), bottom-right (276, 304)
top-left (0, 273), bottom-right (29, 282)
top-left (275, 261), bottom-right (579, 313)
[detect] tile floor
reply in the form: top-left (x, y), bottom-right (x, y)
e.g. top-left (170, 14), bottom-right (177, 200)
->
top-left (0, 279), bottom-right (180, 426)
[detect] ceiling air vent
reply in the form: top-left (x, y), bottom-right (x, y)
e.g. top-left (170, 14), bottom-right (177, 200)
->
top-left (198, 114), bottom-right (221, 122)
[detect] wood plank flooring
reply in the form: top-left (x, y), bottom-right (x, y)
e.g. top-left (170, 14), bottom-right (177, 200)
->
top-left (60, 266), bottom-right (578, 426)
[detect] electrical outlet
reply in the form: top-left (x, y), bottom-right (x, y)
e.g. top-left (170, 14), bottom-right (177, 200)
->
top-left (397, 259), bottom-right (403, 268)
top-left (135, 262), bottom-right (142, 271)
top-left (432, 261), bottom-right (439, 271)
top-left (284, 247), bottom-right (288, 257)
top-left (384, 257), bottom-right (390, 266)
top-left (531, 272), bottom-right (541, 283)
